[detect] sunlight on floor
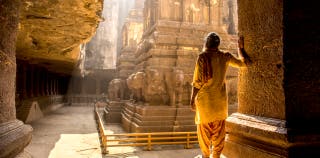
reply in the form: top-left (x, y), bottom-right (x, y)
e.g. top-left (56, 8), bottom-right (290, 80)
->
top-left (48, 133), bottom-right (102, 158)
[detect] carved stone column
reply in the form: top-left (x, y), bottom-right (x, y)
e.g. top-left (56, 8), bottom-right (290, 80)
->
top-left (49, 74), bottom-right (54, 95)
top-left (46, 72), bottom-right (50, 96)
top-left (28, 65), bottom-right (34, 98)
top-left (21, 65), bottom-right (28, 99)
top-left (53, 78), bottom-right (57, 95)
top-left (56, 79), bottom-right (60, 95)
top-left (223, 0), bottom-right (320, 157)
top-left (0, 0), bottom-right (32, 157)
top-left (40, 69), bottom-right (46, 96)
top-left (96, 79), bottom-right (101, 95)
top-left (80, 78), bottom-right (86, 95)
top-left (34, 67), bottom-right (40, 97)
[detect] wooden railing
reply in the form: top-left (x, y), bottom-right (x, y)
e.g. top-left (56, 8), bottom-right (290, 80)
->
top-left (94, 104), bottom-right (198, 154)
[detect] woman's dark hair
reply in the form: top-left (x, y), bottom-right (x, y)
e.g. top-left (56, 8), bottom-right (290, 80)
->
top-left (204, 32), bottom-right (220, 49)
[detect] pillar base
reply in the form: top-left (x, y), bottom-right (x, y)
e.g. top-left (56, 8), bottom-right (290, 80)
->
top-left (0, 120), bottom-right (32, 158)
top-left (223, 113), bottom-right (320, 158)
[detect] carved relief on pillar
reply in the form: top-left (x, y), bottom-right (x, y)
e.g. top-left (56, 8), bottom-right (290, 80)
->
top-left (184, 0), bottom-right (201, 23)
top-left (144, 0), bottom-right (159, 31)
top-left (173, 69), bottom-right (192, 106)
top-left (159, 0), bottom-right (181, 21)
top-left (181, 0), bottom-right (212, 24)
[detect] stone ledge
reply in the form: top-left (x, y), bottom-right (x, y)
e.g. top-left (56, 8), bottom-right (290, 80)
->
top-left (226, 113), bottom-right (287, 147)
top-left (225, 113), bottom-right (320, 157)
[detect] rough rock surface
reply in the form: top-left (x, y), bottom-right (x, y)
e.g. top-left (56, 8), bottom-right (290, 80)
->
top-left (16, 0), bottom-right (103, 74)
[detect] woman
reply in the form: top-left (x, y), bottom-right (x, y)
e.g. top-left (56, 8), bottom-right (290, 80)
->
top-left (190, 32), bottom-right (250, 158)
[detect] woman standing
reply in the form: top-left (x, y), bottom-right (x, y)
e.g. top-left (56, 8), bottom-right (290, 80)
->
top-left (190, 32), bottom-right (250, 158)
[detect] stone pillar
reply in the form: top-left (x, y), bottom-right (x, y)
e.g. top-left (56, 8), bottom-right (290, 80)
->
top-left (56, 79), bottom-right (60, 95)
top-left (0, 0), bottom-right (32, 157)
top-left (50, 75), bottom-right (54, 95)
top-left (223, 0), bottom-right (320, 158)
top-left (28, 65), bottom-right (34, 98)
top-left (21, 65), bottom-right (28, 99)
top-left (53, 78), bottom-right (56, 95)
top-left (70, 78), bottom-right (74, 94)
top-left (34, 67), bottom-right (40, 97)
top-left (154, 0), bottom-right (159, 24)
top-left (46, 72), bottom-right (50, 96)
top-left (96, 79), bottom-right (101, 95)
top-left (80, 78), bottom-right (86, 95)
top-left (40, 69), bottom-right (46, 96)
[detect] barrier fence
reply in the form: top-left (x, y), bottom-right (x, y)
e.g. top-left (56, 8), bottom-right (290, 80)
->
top-left (94, 104), bottom-right (198, 154)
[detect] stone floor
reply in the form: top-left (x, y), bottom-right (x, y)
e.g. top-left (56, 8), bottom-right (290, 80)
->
top-left (25, 105), bottom-right (210, 158)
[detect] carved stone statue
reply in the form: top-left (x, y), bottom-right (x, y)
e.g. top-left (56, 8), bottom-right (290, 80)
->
top-left (175, 70), bottom-right (184, 106)
top-left (144, 69), bottom-right (169, 105)
top-left (173, 70), bottom-right (192, 106)
top-left (108, 78), bottom-right (126, 101)
top-left (126, 72), bottom-right (145, 102)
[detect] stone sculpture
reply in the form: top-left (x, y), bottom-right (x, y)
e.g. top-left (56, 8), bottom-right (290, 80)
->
top-left (174, 69), bottom-right (185, 106)
top-left (126, 72), bottom-right (145, 102)
top-left (108, 79), bottom-right (126, 101)
top-left (144, 69), bottom-right (169, 105)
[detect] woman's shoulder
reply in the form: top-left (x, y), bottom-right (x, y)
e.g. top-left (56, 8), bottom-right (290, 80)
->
top-left (218, 51), bottom-right (234, 58)
top-left (198, 51), bottom-right (211, 59)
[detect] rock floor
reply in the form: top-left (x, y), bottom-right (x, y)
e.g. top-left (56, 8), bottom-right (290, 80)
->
top-left (25, 105), bottom-right (227, 158)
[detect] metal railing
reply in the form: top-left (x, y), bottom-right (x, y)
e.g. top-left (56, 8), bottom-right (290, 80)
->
top-left (94, 104), bottom-right (198, 154)
top-left (94, 104), bottom-right (108, 154)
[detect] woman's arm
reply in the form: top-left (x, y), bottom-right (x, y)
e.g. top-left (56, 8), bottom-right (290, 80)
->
top-left (229, 36), bottom-right (252, 67)
top-left (238, 36), bottom-right (251, 65)
top-left (190, 87), bottom-right (199, 111)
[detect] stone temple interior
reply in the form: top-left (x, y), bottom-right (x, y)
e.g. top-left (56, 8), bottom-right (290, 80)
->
top-left (0, 0), bottom-right (319, 158)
